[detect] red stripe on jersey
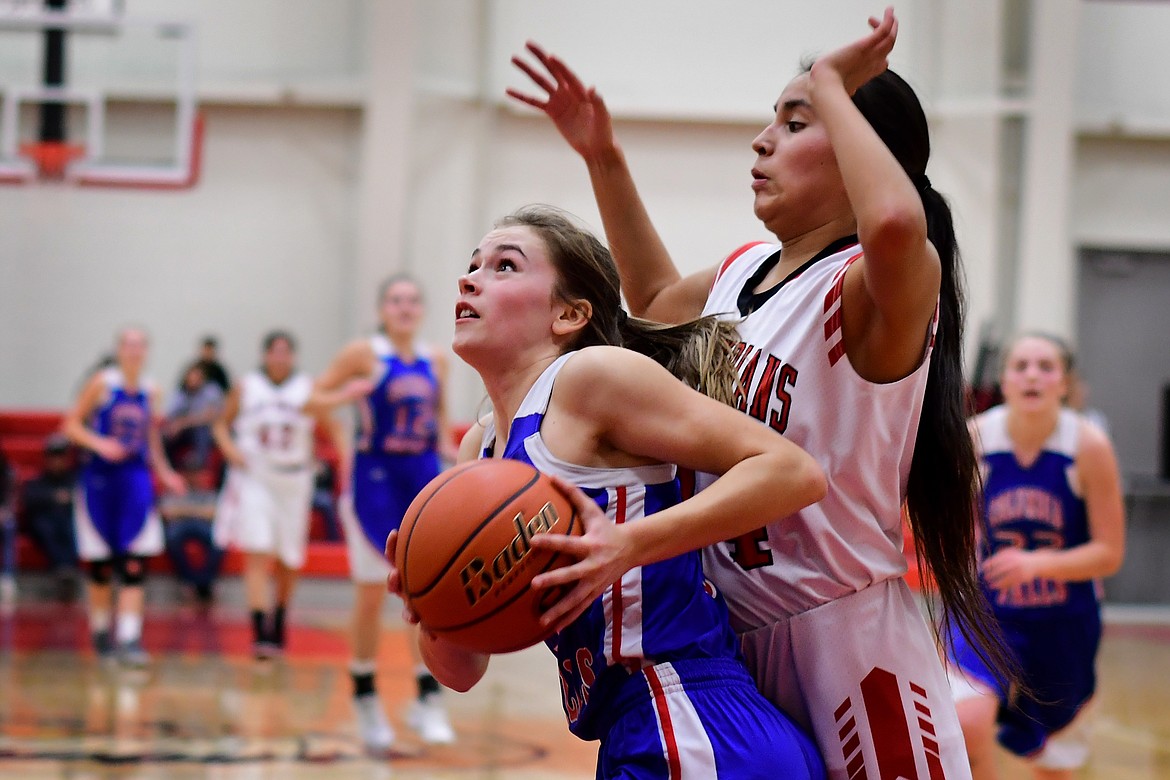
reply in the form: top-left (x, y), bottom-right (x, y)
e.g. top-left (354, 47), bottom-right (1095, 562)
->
top-left (926, 752), bottom-right (947, 780)
top-left (677, 467), bottom-right (696, 500)
top-left (822, 251), bottom-right (863, 312)
top-left (834, 699), bottom-right (852, 722)
top-left (838, 715), bottom-right (857, 741)
top-left (713, 241), bottom-right (768, 286)
top-left (824, 306), bottom-right (843, 342)
top-left (610, 486), bottom-right (629, 666)
top-left (828, 340), bottom-right (846, 366)
top-left (645, 666), bottom-right (683, 780)
top-left (859, 667), bottom-right (921, 780)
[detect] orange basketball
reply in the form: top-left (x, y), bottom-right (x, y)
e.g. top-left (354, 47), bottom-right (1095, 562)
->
top-left (396, 459), bottom-right (582, 654)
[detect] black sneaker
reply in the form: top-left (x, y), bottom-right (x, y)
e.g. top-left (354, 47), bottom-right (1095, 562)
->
top-left (92, 629), bottom-right (114, 660)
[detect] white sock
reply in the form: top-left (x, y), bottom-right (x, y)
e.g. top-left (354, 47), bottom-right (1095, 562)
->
top-left (116, 613), bottom-right (143, 644)
top-left (90, 609), bottom-right (112, 633)
top-left (349, 658), bottom-right (377, 676)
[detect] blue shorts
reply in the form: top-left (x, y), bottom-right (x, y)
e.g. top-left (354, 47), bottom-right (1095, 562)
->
top-left (81, 461), bottom-right (155, 556)
top-left (597, 658), bottom-right (825, 780)
top-left (949, 608), bottom-right (1101, 758)
top-left (351, 451), bottom-right (440, 551)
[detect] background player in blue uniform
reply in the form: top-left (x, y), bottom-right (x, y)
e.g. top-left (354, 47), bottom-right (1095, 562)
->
top-left (61, 327), bottom-right (186, 666)
top-left (947, 333), bottom-right (1126, 780)
top-left (312, 274), bottom-right (459, 752)
top-left (387, 207), bottom-right (828, 778)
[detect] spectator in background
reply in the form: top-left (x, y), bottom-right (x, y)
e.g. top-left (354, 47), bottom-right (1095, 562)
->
top-left (0, 445), bottom-right (15, 608)
top-left (197, 336), bottom-right (231, 393)
top-left (19, 434), bottom-right (80, 601)
top-left (1067, 369), bottom-right (1110, 436)
top-left (163, 362), bottom-right (224, 471)
top-left (158, 462), bottom-right (223, 607)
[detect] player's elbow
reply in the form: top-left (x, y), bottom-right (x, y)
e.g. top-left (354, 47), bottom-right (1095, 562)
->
top-left (790, 453), bottom-right (827, 507)
top-left (1098, 543), bottom-right (1125, 578)
top-left (861, 206), bottom-right (927, 261)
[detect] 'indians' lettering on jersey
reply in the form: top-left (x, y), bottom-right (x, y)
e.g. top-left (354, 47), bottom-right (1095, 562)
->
top-left (730, 341), bottom-right (799, 434)
top-left (976, 406), bottom-right (1095, 615)
top-left (699, 239), bottom-right (935, 626)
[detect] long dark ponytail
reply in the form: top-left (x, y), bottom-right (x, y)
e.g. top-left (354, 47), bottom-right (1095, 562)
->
top-left (495, 206), bottom-right (740, 402)
top-left (852, 71), bottom-right (1014, 678)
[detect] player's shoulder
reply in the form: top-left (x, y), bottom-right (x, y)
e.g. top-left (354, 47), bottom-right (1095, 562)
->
top-left (556, 347), bottom-right (662, 416)
top-left (1073, 412), bottom-right (1115, 464)
top-left (561, 345), bottom-right (650, 383)
top-left (972, 405), bottom-right (1010, 453)
top-left (713, 240), bottom-right (777, 285)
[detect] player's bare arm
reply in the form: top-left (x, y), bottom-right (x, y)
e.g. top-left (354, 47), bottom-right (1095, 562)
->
top-left (813, 8), bottom-right (941, 383)
top-left (508, 42), bottom-right (709, 323)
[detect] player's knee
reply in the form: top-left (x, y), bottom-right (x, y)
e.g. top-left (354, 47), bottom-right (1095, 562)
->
top-left (88, 559), bottom-right (114, 585)
top-left (116, 555), bottom-right (147, 586)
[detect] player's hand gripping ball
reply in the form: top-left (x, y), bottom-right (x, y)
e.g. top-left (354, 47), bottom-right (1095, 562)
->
top-left (395, 459), bottom-right (582, 653)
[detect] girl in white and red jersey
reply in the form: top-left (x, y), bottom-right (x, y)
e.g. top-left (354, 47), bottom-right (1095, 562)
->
top-left (508, 8), bottom-right (1004, 779)
top-left (212, 331), bottom-right (336, 660)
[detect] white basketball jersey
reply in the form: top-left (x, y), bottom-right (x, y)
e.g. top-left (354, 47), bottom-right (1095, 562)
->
top-left (699, 240), bottom-right (935, 629)
top-left (233, 370), bottom-right (315, 469)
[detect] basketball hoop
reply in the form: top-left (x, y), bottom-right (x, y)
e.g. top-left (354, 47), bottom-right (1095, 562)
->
top-left (19, 141), bottom-right (86, 179)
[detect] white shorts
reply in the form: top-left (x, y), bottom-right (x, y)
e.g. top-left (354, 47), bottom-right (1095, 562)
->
top-left (338, 493), bottom-right (389, 584)
top-left (213, 466), bottom-right (314, 569)
top-left (738, 577), bottom-right (972, 780)
top-left (74, 486), bottom-right (164, 561)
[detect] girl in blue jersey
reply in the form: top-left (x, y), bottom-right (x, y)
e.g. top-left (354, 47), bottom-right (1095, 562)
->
top-left (61, 327), bottom-right (186, 666)
top-left (387, 206), bottom-right (828, 779)
top-left (947, 334), bottom-right (1125, 780)
top-left (312, 274), bottom-right (460, 752)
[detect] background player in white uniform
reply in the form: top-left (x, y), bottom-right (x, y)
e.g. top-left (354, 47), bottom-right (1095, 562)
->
top-left (62, 327), bottom-right (185, 666)
top-left (947, 334), bottom-right (1125, 780)
top-left (212, 331), bottom-right (337, 659)
top-left (509, 10), bottom-right (1007, 778)
top-left (311, 275), bottom-right (459, 752)
top-left (386, 206), bottom-right (827, 779)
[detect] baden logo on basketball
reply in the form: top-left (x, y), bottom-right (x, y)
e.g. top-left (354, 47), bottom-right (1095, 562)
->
top-left (397, 459), bottom-right (582, 654)
top-left (460, 502), bottom-right (560, 607)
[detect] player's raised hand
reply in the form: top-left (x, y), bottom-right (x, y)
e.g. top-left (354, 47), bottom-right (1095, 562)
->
top-left (811, 6), bottom-right (897, 96)
top-left (528, 474), bottom-right (634, 635)
top-left (508, 41), bottom-right (617, 161)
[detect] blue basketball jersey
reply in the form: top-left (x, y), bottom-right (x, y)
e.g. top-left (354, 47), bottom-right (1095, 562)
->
top-left (89, 368), bottom-right (152, 465)
top-left (80, 368), bottom-right (158, 555)
top-left (480, 353), bottom-right (746, 742)
top-left (976, 406), bottom-right (1096, 617)
top-left (356, 334), bottom-right (440, 456)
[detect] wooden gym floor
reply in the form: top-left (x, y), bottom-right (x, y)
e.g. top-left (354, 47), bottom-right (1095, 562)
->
top-left (0, 578), bottom-right (1167, 779)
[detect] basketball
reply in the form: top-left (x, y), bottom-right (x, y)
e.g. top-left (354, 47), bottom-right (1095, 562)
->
top-left (396, 459), bottom-right (582, 654)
